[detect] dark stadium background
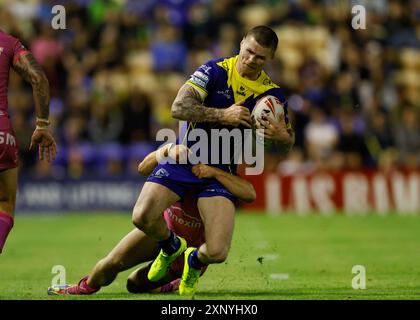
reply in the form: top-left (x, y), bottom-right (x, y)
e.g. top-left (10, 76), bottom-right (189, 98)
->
top-left (1, 0), bottom-right (418, 213)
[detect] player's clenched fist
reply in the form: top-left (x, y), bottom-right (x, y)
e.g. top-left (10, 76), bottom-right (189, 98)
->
top-left (192, 164), bottom-right (217, 179)
top-left (168, 144), bottom-right (192, 163)
top-left (256, 113), bottom-right (289, 141)
top-left (221, 99), bottom-right (251, 128)
top-left (156, 143), bottom-right (192, 164)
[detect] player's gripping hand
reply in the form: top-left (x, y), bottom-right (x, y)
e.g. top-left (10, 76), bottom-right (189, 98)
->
top-left (221, 99), bottom-right (251, 128)
top-left (257, 113), bottom-right (289, 142)
top-left (192, 164), bottom-right (217, 179)
top-left (167, 144), bottom-right (192, 163)
top-left (30, 128), bottom-right (58, 163)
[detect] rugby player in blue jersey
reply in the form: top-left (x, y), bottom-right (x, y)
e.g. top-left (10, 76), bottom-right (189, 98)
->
top-left (132, 26), bottom-right (295, 295)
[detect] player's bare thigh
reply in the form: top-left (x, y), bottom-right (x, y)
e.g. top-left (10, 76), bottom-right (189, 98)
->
top-left (197, 196), bottom-right (235, 263)
top-left (132, 182), bottom-right (180, 227)
top-left (0, 167), bottom-right (18, 215)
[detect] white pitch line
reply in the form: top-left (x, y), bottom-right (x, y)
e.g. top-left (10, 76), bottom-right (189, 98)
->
top-left (261, 254), bottom-right (279, 261)
top-left (270, 273), bottom-right (289, 280)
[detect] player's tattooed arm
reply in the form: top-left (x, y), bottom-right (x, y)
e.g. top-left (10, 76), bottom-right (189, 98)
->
top-left (12, 53), bottom-right (50, 120)
top-left (172, 84), bottom-right (252, 127)
top-left (171, 84), bottom-right (225, 123)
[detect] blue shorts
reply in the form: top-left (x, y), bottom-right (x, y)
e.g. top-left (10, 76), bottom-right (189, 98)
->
top-left (147, 163), bottom-right (237, 204)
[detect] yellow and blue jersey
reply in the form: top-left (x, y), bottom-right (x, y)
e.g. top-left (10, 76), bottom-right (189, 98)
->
top-left (148, 55), bottom-right (289, 203)
top-left (182, 55), bottom-right (290, 171)
top-left (187, 55), bottom-right (289, 123)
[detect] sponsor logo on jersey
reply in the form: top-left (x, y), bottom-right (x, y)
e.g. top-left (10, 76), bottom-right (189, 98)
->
top-left (199, 64), bottom-right (212, 75)
top-left (263, 78), bottom-right (273, 86)
top-left (168, 206), bottom-right (202, 229)
top-left (236, 85), bottom-right (246, 96)
top-left (216, 89), bottom-right (232, 99)
top-left (190, 75), bottom-right (207, 88)
top-left (0, 132), bottom-right (16, 146)
top-left (193, 71), bottom-right (209, 82)
top-left (190, 69), bottom-right (210, 88)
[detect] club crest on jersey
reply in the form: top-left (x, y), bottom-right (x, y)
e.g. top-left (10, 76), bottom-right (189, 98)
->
top-left (153, 168), bottom-right (170, 178)
top-left (0, 47), bottom-right (3, 56)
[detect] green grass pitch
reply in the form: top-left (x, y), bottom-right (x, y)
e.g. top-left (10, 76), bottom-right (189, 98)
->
top-left (1, 212), bottom-right (419, 300)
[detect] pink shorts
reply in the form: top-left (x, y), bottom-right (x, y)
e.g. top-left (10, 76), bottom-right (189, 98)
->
top-left (0, 124), bottom-right (19, 171)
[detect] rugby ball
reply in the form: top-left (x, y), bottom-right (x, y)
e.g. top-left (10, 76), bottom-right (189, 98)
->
top-left (251, 95), bottom-right (284, 122)
top-left (251, 95), bottom-right (284, 147)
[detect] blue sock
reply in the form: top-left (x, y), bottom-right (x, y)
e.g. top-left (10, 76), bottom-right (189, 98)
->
top-left (188, 249), bottom-right (207, 270)
top-left (158, 231), bottom-right (180, 255)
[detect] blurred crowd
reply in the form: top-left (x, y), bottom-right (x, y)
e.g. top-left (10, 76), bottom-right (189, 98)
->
top-left (0, 0), bottom-right (419, 179)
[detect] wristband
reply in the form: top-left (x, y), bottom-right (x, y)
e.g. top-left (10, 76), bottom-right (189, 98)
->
top-left (36, 125), bottom-right (49, 130)
top-left (36, 117), bottom-right (50, 125)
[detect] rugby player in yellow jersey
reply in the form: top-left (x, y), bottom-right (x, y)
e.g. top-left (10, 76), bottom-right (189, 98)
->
top-left (132, 26), bottom-right (295, 296)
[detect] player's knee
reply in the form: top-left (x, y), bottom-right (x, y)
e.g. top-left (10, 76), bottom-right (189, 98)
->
top-left (132, 201), bottom-right (154, 229)
top-left (132, 207), bottom-right (147, 229)
top-left (206, 246), bottom-right (229, 264)
top-left (132, 210), bottom-right (162, 233)
top-left (132, 213), bottom-right (153, 231)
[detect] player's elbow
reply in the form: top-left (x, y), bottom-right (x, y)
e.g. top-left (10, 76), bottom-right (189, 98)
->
top-left (242, 187), bottom-right (257, 203)
top-left (31, 71), bottom-right (49, 86)
top-left (171, 108), bottom-right (181, 120)
top-left (137, 161), bottom-right (150, 176)
top-left (171, 102), bottom-right (184, 120)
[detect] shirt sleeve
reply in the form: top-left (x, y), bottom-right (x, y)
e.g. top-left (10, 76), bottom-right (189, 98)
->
top-left (12, 38), bottom-right (29, 65)
top-left (186, 61), bottom-right (217, 100)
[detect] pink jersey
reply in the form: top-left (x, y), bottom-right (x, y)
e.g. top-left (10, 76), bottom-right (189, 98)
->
top-left (163, 190), bottom-right (205, 248)
top-left (0, 30), bottom-right (27, 170)
top-left (0, 30), bottom-right (28, 116)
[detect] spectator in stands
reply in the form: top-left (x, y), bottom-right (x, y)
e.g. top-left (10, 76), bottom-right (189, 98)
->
top-left (394, 107), bottom-right (420, 169)
top-left (0, 0), bottom-right (418, 177)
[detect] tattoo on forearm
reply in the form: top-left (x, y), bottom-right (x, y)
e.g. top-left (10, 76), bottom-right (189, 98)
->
top-left (13, 53), bottom-right (50, 119)
top-left (172, 84), bottom-right (224, 123)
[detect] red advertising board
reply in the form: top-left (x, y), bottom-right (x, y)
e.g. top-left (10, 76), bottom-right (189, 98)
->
top-left (241, 169), bottom-right (420, 215)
